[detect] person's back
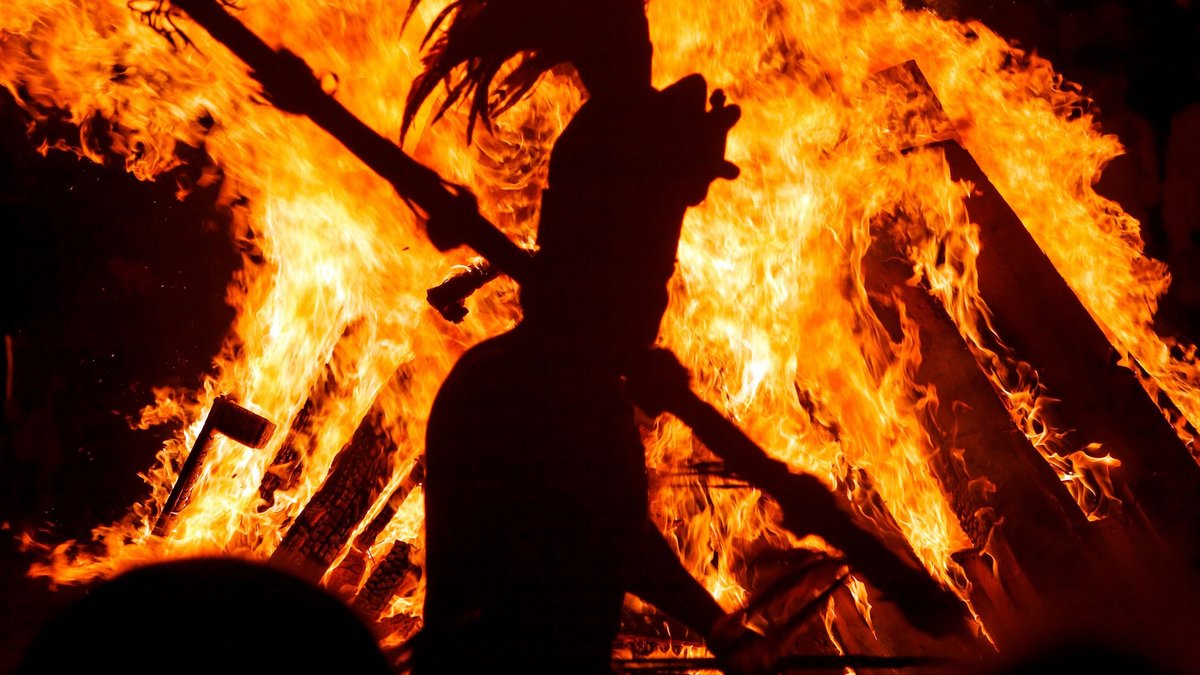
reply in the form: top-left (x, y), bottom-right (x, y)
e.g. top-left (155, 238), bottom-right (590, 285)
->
top-left (418, 327), bottom-right (647, 673)
top-left (404, 2), bottom-right (741, 672)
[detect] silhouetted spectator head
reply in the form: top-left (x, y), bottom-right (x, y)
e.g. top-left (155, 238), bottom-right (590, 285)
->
top-left (17, 557), bottom-right (392, 674)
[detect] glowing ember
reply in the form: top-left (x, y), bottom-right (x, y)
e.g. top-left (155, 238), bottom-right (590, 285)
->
top-left (3, 0), bottom-right (1196, 653)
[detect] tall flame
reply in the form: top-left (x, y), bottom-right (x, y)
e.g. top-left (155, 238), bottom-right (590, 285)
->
top-left (4, 0), bottom-right (1196, 650)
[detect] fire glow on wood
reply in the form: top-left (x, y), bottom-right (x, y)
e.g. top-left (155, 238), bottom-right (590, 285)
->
top-left (4, 0), bottom-right (1200, 665)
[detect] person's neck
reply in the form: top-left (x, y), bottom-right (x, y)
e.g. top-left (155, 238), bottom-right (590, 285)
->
top-left (514, 318), bottom-right (646, 374)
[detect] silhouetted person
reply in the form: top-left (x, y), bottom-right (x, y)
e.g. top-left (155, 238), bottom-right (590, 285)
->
top-left (403, 2), bottom-right (960, 672)
top-left (17, 557), bottom-right (392, 674)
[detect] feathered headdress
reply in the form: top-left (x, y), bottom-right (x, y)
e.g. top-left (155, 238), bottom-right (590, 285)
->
top-left (401, 0), bottom-right (639, 140)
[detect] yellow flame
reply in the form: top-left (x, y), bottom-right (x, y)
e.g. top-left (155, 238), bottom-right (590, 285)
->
top-left (3, 0), bottom-right (1195, 651)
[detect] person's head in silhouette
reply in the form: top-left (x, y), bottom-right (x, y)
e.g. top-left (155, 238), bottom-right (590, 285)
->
top-left (403, 1), bottom-right (739, 370)
top-left (401, 0), bottom-right (652, 140)
top-left (17, 557), bottom-right (392, 674)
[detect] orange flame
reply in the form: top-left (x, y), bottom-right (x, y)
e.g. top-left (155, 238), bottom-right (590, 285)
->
top-left (3, 0), bottom-right (1195, 652)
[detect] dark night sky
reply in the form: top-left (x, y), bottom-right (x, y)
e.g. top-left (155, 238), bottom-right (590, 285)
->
top-left (0, 0), bottom-right (1198, 671)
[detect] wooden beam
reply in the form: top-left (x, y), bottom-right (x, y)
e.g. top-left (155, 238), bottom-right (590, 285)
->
top-left (353, 540), bottom-right (422, 618)
top-left (863, 231), bottom-right (1090, 599)
top-left (940, 140), bottom-right (1200, 559)
top-left (270, 402), bottom-right (399, 581)
top-left (326, 459), bottom-right (424, 594)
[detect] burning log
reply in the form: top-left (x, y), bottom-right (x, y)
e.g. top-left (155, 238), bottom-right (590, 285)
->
top-left (737, 551), bottom-right (846, 669)
top-left (949, 546), bottom-right (1034, 650)
top-left (865, 61), bottom-right (958, 153)
top-left (939, 141), bottom-right (1200, 557)
top-left (354, 459), bottom-right (424, 547)
top-left (616, 608), bottom-right (705, 656)
top-left (270, 402), bottom-right (400, 581)
top-left (353, 540), bottom-right (422, 618)
top-left (153, 396), bottom-right (275, 537)
top-left (863, 228), bottom-right (1090, 599)
top-left (326, 459), bottom-right (425, 594)
top-left (627, 359), bottom-right (969, 637)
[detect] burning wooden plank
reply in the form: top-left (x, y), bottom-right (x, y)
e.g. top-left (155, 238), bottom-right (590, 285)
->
top-left (326, 459), bottom-right (424, 594)
top-left (270, 401), bottom-right (400, 581)
top-left (862, 228), bottom-right (1090, 602)
top-left (256, 387), bottom-right (323, 511)
top-left (864, 60), bottom-right (959, 153)
top-left (865, 56), bottom-right (1200, 582)
top-left (950, 545), bottom-right (1037, 650)
top-left (353, 540), bottom-right (422, 618)
top-left (616, 606), bottom-right (706, 659)
top-left (153, 396), bottom-right (275, 537)
top-left (939, 140), bottom-right (1200, 558)
top-left (737, 550), bottom-right (846, 668)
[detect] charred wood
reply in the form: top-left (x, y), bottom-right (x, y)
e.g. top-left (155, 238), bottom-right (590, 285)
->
top-left (617, 607), bottom-right (705, 657)
top-left (270, 403), bottom-right (399, 581)
top-left (939, 141), bottom-right (1200, 559)
top-left (863, 230), bottom-right (1090, 599)
top-left (949, 547), bottom-right (1030, 651)
top-left (757, 566), bottom-right (847, 672)
top-left (255, 393), bottom-right (320, 511)
top-left (353, 540), bottom-right (422, 618)
top-left (153, 396), bottom-right (275, 536)
top-left (326, 459), bottom-right (425, 594)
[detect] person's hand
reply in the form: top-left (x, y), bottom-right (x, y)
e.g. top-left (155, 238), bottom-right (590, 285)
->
top-left (705, 88), bottom-right (743, 182)
top-left (656, 74), bottom-right (742, 205)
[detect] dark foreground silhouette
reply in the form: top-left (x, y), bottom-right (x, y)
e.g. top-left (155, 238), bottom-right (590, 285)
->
top-left (403, 1), bottom-right (963, 673)
top-left (16, 557), bottom-right (392, 674)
